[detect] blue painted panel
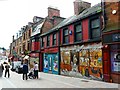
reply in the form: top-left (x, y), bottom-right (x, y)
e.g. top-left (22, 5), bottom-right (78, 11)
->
top-left (52, 53), bottom-right (59, 74)
top-left (43, 53), bottom-right (59, 74)
top-left (43, 54), bottom-right (49, 73)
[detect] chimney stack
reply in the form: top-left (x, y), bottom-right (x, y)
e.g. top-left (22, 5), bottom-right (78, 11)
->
top-left (48, 7), bottom-right (60, 19)
top-left (74, 0), bottom-right (91, 15)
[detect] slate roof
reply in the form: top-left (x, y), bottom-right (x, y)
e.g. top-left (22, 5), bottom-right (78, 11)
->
top-left (40, 15), bottom-right (77, 36)
top-left (41, 3), bottom-right (102, 36)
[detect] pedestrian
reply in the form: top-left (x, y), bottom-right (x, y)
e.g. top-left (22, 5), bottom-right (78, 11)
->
top-left (34, 61), bottom-right (39, 79)
top-left (4, 63), bottom-right (10, 78)
top-left (0, 63), bottom-right (4, 77)
top-left (22, 60), bottom-right (28, 80)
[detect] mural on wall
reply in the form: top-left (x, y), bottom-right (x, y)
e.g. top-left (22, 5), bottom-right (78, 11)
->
top-left (29, 53), bottom-right (39, 69)
top-left (79, 48), bottom-right (103, 79)
top-left (60, 43), bottom-right (103, 80)
top-left (43, 53), bottom-right (59, 74)
top-left (30, 57), bottom-right (39, 69)
top-left (44, 55), bottom-right (49, 70)
top-left (53, 55), bottom-right (58, 72)
top-left (60, 51), bottom-right (71, 74)
top-left (79, 49), bottom-right (90, 77)
top-left (71, 51), bottom-right (79, 72)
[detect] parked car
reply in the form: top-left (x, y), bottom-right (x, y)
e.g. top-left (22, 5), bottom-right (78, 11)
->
top-left (11, 61), bottom-right (21, 71)
top-left (15, 65), bottom-right (23, 74)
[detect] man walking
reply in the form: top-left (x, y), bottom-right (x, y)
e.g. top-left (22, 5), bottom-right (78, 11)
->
top-left (0, 63), bottom-right (4, 77)
top-left (22, 60), bottom-right (28, 80)
top-left (4, 63), bottom-right (10, 78)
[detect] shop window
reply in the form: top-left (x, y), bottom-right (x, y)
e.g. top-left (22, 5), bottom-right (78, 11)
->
top-left (90, 18), bottom-right (100, 39)
top-left (53, 33), bottom-right (56, 45)
top-left (63, 28), bottom-right (69, 44)
top-left (74, 24), bottom-right (82, 42)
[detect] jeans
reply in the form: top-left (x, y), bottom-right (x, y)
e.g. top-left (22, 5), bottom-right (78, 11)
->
top-left (23, 73), bottom-right (28, 80)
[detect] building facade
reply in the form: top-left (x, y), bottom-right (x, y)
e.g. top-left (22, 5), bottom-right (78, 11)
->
top-left (40, 7), bottom-right (65, 74)
top-left (102, 0), bottom-right (120, 83)
top-left (30, 16), bottom-right (44, 70)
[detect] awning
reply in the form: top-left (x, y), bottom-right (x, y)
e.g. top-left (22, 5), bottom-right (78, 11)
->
top-left (23, 55), bottom-right (29, 60)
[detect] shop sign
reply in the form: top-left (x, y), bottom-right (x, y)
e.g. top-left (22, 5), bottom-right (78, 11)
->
top-left (112, 34), bottom-right (120, 42)
top-left (113, 62), bottom-right (120, 72)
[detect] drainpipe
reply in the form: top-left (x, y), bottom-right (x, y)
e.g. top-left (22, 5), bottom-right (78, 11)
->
top-left (101, 0), bottom-right (105, 31)
top-left (58, 28), bottom-right (61, 75)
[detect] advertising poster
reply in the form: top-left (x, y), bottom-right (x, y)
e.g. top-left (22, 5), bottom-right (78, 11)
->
top-left (111, 51), bottom-right (120, 72)
top-left (113, 62), bottom-right (120, 72)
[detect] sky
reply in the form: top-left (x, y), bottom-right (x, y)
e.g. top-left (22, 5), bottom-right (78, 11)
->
top-left (0, 0), bottom-right (101, 49)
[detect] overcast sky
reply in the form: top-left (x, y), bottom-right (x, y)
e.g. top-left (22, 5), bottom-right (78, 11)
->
top-left (0, 0), bottom-right (101, 49)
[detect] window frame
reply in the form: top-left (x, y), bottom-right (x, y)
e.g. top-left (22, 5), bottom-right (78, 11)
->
top-left (53, 33), bottom-right (57, 46)
top-left (63, 28), bottom-right (69, 44)
top-left (41, 37), bottom-right (44, 48)
top-left (89, 16), bottom-right (101, 39)
top-left (74, 23), bottom-right (82, 42)
top-left (47, 35), bottom-right (50, 47)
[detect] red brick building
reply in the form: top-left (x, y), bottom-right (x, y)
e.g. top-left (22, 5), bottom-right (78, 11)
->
top-left (102, 0), bottom-right (120, 83)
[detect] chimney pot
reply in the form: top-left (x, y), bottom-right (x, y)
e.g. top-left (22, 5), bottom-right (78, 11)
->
top-left (74, 0), bottom-right (91, 15)
top-left (48, 7), bottom-right (60, 19)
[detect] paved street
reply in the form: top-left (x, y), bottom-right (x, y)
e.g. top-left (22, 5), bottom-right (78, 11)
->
top-left (0, 70), bottom-right (119, 89)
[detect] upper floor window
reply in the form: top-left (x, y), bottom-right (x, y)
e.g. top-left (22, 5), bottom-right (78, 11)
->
top-left (90, 18), bottom-right (100, 39)
top-left (23, 33), bottom-right (25, 40)
top-left (29, 30), bottom-right (31, 37)
top-left (47, 35), bottom-right (50, 46)
top-left (63, 28), bottom-right (69, 44)
top-left (19, 46), bottom-right (21, 54)
top-left (53, 33), bottom-right (56, 45)
top-left (41, 38), bottom-right (44, 48)
top-left (74, 23), bottom-right (82, 42)
top-left (19, 37), bottom-right (22, 43)
top-left (27, 42), bottom-right (30, 51)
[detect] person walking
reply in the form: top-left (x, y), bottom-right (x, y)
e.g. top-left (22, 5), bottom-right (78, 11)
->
top-left (34, 61), bottom-right (39, 79)
top-left (0, 63), bottom-right (4, 77)
top-left (4, 63), bottom-right (10, 78)
top-left (22, 60), bottom-right (28, 80)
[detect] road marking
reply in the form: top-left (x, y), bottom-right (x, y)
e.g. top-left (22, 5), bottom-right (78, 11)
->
top-left (3, 77), bottom-right (17, 88)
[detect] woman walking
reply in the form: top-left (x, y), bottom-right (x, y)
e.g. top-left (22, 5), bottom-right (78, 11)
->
top-left (34, 61), bottom-right (39, 79)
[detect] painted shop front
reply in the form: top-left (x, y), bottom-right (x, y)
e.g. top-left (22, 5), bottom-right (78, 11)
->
top-left (43, 53), bottom-right (59, 75)
top-left (30, 53), bottom-right (39, 70)
top-left (60, 42), bottom-right (103, 80)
